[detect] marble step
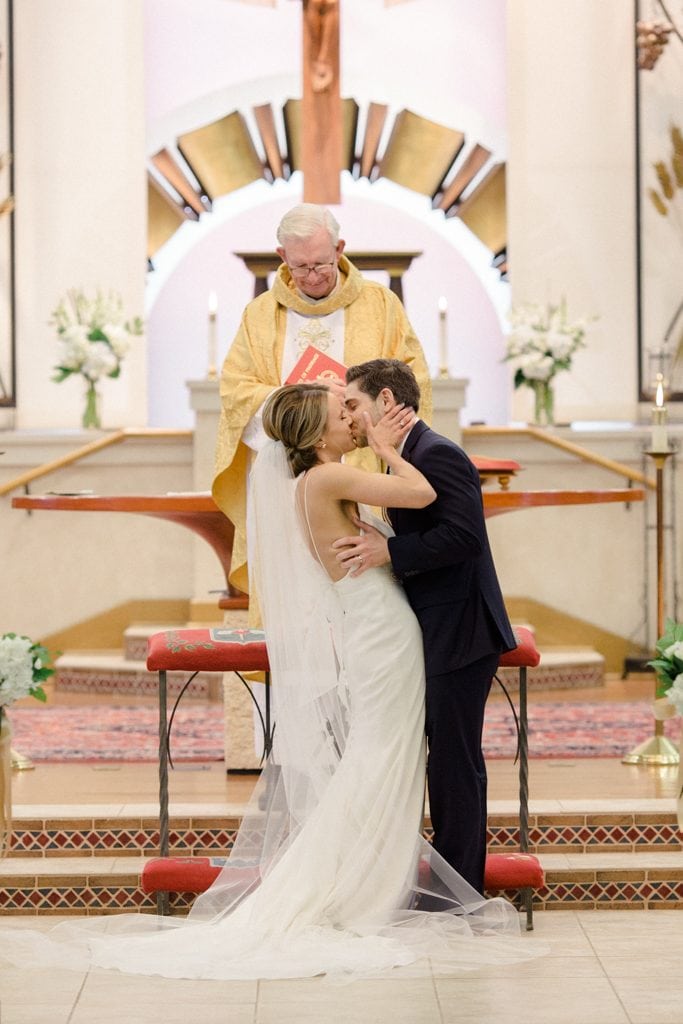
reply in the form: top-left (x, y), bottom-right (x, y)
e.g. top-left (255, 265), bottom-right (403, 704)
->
top-left (123, 620), bottom-right (605, 691)
top-left (496, 647), bottom-right (605, 693)
top-left (1, 849), bottom-right (681, 915)
top-left (7, 802), bottom-right (679, 859)
top-left (53, 651), bottom-right (223, 700)
top-left (55, 644), bottom-right (605, 697)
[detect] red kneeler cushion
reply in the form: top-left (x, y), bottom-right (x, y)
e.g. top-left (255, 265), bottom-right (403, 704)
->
top-left (146, 628), bottom-right (270, 673)
top-left (498, 626), bottom-right (540, 669)
top-left (416, 852), bottom-right (543, 893)
top-left (143, 852), bottom-right (543, 898)
top-left (484, 852), bottom-right (544, 890)
top-left (141, 857), bottom-right (259, 894)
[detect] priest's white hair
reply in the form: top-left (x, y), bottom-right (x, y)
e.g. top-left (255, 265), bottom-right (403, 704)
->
top-left (277, 203), bottom-right (340, 246)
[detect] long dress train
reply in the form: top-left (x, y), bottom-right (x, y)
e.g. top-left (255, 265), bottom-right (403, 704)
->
top-left (0, 442), bottom-right (544, 980)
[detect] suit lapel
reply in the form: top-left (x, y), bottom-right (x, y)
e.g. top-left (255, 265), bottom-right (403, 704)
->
top-left (400, 419), bottom-right (428, 464)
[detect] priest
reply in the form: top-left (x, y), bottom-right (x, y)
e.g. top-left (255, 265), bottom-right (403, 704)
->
top-left (212, 203), bottom-right (431, 600)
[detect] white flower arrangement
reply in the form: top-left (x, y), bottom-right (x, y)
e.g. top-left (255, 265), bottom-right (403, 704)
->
top-left (0, 634), bottom-right (52, 710)
top-left (51, 289), bottom-right (144, 386)
top-left (503, 299), bottom-right (590, 388)
top-left (649, 620), bottom-right (683, 716)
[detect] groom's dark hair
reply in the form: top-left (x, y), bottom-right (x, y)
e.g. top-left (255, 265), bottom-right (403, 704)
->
top-left (346, 359), bottom-right (420, 412)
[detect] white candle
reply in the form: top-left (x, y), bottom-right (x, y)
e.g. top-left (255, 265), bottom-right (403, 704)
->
top-left (651, 377), bottom-right (669, 453)
top-left (438, 296), bottom-right (448, 376)
top-left (208, 291), bottom-right (218, 378)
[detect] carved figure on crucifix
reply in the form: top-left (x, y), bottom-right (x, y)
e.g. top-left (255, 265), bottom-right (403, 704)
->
top-left (305, 0), bottom-right (339, 92)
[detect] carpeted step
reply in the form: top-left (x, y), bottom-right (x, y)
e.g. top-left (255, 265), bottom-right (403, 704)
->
top-left (54, 652), bottom-right (223, 700)
top-left (58, 646), bottom-right (606, 697)
top-left (10, 696), bottom-right (675, 762)
top-left (123, 622), bottom-right (224, 662)
top-left (496, 648), bottom-right (605, 692)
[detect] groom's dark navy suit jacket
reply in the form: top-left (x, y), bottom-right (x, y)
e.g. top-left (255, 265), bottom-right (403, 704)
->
top-left (387, 419), bottom-right (515, 893)
top-left (387, 420), bottom-right (515, 675)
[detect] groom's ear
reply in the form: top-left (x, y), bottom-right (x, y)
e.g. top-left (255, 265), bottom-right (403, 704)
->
top-left (378, 387), bottom-right (396, 411)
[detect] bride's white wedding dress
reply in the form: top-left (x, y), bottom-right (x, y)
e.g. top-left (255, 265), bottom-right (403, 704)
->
top-left (0, 441), bottom-right (542, 980)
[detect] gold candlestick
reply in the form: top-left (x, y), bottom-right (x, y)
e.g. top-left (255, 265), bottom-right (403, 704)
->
top-left (10, 748), bottom-right (34, 771)
top-left (207, 291), bottom-right (218, 381)
top-left (437, 296), bottom-right (449, 379)
top-left (622, 448), bottom-right (679, 765)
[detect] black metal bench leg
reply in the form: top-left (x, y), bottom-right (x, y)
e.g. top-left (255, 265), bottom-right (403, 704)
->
top-left (518, 665), bottom-right (534, 930)
top-left (157, 669), bottom-right (170, 916)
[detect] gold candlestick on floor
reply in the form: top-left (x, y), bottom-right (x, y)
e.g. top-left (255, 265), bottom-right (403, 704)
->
top-left (623, 449), bottom-right (679, 766)
top-left (10, 748), bottom-right (34, 771)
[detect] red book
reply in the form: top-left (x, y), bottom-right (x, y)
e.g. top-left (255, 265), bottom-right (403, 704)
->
top-left (285, 345), bottom-right (346, 385)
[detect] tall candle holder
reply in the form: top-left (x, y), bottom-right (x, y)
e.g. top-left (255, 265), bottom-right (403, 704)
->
top-left (207, 291), bottom-right (218, 382)
top-left (437, 296), bottom-right (449, 379)
top-left (622, 446), bottom-right (680, 766)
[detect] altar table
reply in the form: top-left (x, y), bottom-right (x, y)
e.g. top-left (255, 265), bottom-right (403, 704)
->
top-left (12, 486), bottom-right (644, 599)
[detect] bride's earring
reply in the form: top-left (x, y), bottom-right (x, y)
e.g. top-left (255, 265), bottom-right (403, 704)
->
top-left (317, 442), bottom-right (327, 449)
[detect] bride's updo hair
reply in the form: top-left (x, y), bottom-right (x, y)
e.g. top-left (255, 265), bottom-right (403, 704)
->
top-left (263, 384), bottom-right (329, 476)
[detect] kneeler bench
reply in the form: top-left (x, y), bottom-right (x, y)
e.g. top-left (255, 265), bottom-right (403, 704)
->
top-left (144, 627), bottom-right (271, 913)
top-left (142, 626), bottom-right (543, 928)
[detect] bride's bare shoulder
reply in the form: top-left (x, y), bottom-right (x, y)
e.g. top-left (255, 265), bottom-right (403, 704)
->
top-left (305, 461), bottom-right (358, 497)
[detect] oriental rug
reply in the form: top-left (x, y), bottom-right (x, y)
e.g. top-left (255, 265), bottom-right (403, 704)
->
top-left (4, 700), bottom-right (681, 762)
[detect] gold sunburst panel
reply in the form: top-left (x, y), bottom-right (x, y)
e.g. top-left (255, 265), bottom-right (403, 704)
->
top-left (147, 101), bottom-right (507, 274)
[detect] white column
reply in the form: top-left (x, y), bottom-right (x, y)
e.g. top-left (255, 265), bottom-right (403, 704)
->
top-left (506, 0), bottom-right (637, 424)
top-left (13, 1), bottom-right (147, 429)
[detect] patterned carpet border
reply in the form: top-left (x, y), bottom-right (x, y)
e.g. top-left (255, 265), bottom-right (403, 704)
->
top-left (5, 701), bottom-right (681, 762)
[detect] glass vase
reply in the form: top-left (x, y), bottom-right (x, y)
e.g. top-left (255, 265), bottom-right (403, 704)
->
top-left (82, 381), bottom-right (101, 430)
top-left (0, 709), bottom-right (11, 856)
top-left (532, 380), bottom-right (554, 426)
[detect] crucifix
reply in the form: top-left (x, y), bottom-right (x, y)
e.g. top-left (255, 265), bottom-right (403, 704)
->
top-left (300, 0), bottom-right (342, 204)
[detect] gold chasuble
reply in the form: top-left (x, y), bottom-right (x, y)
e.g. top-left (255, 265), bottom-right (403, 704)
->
top-left (212, 255), bottom-right (432, 598)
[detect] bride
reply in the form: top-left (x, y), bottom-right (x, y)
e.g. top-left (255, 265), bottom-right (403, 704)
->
top-left (0, 384), bottom-right (542, 981)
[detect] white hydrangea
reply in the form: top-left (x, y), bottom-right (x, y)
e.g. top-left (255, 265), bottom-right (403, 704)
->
top-left (518, 353), bottom-right (555, 381)
top-left (546, 332), bottom-right (574, 360)
top-left (664, 640), bottom-right (683, 662)
top-left (51, 289), bottom-right (144, 392)
top-left (102, 323), bottom-right (131, 359)
top-left (666, 673), bottom-right (683, 716)
top-left (58, 327), bottom-right (91, 370)
top-left (81, 341), bottom-right (119, 380)
top-left (504, 299), bottom-right (591, 391)
top-left (0, 635), bottom-right (35, 705)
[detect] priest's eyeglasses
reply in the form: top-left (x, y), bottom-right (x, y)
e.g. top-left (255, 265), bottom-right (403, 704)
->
top-left (289, 261), bottom-right (336, 278)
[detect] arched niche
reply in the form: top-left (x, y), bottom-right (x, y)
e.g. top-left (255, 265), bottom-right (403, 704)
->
top-left (145, 174), bottom-right (511, 428)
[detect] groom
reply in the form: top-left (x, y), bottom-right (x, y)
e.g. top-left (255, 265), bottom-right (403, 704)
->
top-left (334, 358), bottom-right (515, 895)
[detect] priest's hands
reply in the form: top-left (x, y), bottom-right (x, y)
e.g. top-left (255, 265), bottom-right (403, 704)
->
top-left (332, 514), bottom-right (391, 577)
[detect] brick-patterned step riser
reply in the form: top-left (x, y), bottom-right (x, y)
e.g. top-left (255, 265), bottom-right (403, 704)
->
top-left (7, 813), bottom-right (681, 858)
top-left (1, 867), bottom-right (681, 916)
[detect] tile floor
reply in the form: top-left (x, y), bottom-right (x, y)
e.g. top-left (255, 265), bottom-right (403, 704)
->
top-left (1, 672), bottom-right (682, 1021)
top-left (1, 910), bottom-right (683, 1023)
